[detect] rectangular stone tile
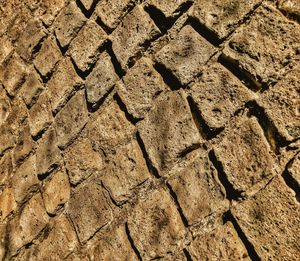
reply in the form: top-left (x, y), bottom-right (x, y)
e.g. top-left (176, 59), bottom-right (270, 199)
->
top-left (117, 57), bottom-right (168, 119)
top-left (232, 175), bottom-right (300, 260)
top-left (68, 181), bottom-right (112, 243)
top-left (222, 4), bottom-right (300, 86)
top-left (54, 90), bottom-right (89, 149)
top-left (189, 63), bottom-right (253, 129)
top-left (69, 20), bottom-right (107, 72)
top-left (213, 116), bottom-right (275, 194)
top-left (111, 5), bottom-right (160, 69)
top-left (168, 150), bottom-right (228, 225)
top-left (127, 188), bottom-right (186, 259)
top-left (53, 1), bottom-right (87, 48)
top-left (155, 25), bottom-right (216, 85)
top-left (138, 90), bottom-right (201, 172)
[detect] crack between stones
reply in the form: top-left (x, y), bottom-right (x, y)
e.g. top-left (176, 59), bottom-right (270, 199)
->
top-left (125, 222), bottom-right (143, 261)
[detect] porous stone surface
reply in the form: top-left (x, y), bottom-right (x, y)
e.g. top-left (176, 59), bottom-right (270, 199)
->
top-left (1, 1), bottom-right (299, 260)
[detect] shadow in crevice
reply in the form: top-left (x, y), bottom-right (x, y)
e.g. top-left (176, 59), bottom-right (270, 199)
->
top-left (125, 223), bottom-right (143, 261)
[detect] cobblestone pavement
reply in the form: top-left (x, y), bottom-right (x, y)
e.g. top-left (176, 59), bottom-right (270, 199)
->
top-left (0, 0), bottom-right (300, 260)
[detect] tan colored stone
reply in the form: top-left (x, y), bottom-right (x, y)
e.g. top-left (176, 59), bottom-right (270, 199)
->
top-left (138, 90), bottom-right (201, 172)
top-left (0, 152), bottom-right (13, 188)
top-left (33, 35), bottom-right (62, 77)
top-left (0, 35), bottom-right (13, 64)
top-left (47, 58), bottom-right (82, 113)
top-left (189, 63), bottom-right (253, 129)
top-left (0, 187), bottom-right (17, 221)
top-left (86, 100), bottom-right (135, 153)
top-left (288, 153), bottom-right (300, 187)
top-left (258, 66), bottom-right (300, 141)
top-left (16, 18), bottom-right (47, 61)
top-left (279, 0), bottom-right (300, 17)
top-left (95, 0), bottom-right (135, 30)
top-left (68, 181), bottom-right (113, 243)
top-left (111, 5), bottom-right (160, 69)
top-left (117, 57), bottom-right (168, 119)
top-left (53, 1), bottom-right (86, 48)
top-left (9, 193), bottom-right (49, 255)
top-left (155, 25), bottom-right (216, 85)
top-left (0, 85), bottom-right (11, 126)
top-left (168, 151), bottom-right (228, 225)
top-left (12, 154), bottom-right (39, 204)
top-left (214, 116), bottom-right (275, 193)
top-left (64, 137), bottom-right (103, 185)
top-left (192, 0), bottom-right (262, 39)
top-left (222, 4), bottom-right (300, 86)
top-left (85, 51), bottom-right (119, 105)
top-left (29, 91), bottom-right (53, 137)
top-left (102, 139), bottom-right (150, 203)
top-left (36, 127), bottom-right (61, 176)
top-left (0, 223), bottom-right (8, 260)
top-left (128, 188), bottom-right (186, 259)
top-left (188, 222), bottom-right (251, 261)
top-left (18, 69), bottom-right (44, 108)
top-left (147, 0), bottom-right (192, 18)
top-left (232, 175), bottom-right (300, 260)
top-left (69, 20), bottom-right (107, 72)
top-left (0, 124), bottom-right (14, 156)
top-left (54, 90), bottom-right (89, 149)
top-left (87, 224), bottom-right (138, 260)
top-left (0, 53), bottom-right (27, 97)
top-left (42, 169), bottom-right (70, 214)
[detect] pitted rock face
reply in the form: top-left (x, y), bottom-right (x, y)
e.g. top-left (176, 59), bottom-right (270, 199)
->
top-left (0, 0), bottom-right (299, 260)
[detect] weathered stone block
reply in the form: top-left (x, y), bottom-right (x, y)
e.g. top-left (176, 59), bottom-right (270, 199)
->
top-left (42, 169), bottom-right (70, 214)
top-left (16, 18), bottom-right (47, 61)
top-left (188, 222), bottom-right (251, 260)
top-left (232, 176), bottom-right (300, 260)
top-left (33, 35), bottom-right (62, 77)
top-left (69, 20), bottom-right (107, 72)
top-left (102, 139), bottom-right (150, 203)
top-left (28, 91), bottom-right (53, 137)
top-left (138, 91), bottom-right (201, 172)
top-left (0, 187), bottom-right (17, 221)
top-left (85, 51), bottom-right (119, 105)
top-left (111, 5), bottom-right (160, 69)
top-left (54, 90), bottom-right (89, 149)
top-left (0, 35), bottom-right (13, 65)
top-left (192, 0), bottom-right (262, 40)
top-left (12, 155), bottom-right (39, 204)
top-left (68, 181), bottom-right (112, 243)
top-left (278, 0), bottom-right (300, 17)
top-left (127, 188), bottom-right (186, 259)
top-left (54, 1), bottom-right (86, 48)
top-left (189, 63), bottom-right (253, 129)
top-left (8, 193), bottom-right (49, 255)
top-left (222, 4), bottom-right (300, 86)
top-left (95, 0), bottom-right (135, 30)
top-left (0, 152), bottom-right (13, 188)
top-left (47, 58), bottom-right (82, 113)
top-left (155, 25), bottom-right (216, 85)
top-left (64, 137), bottom-right (103, 185)
top-left (86, 100), bottom-right (135, 153)
top-left (0, 86), bottom-right (11, 126)
top-left (288, 154), bottom-right (300, 187)
top-left (36, 127), bottom-right (61, 176)
top-left (214, 116), bottom-right (274, 193)
top-left (117, 57), bottom-right (168, 119)
top-left (168, 151), bottom-right (228, 225)
top-left (258, 66), bottom-right (300, 141)
top-left (0, 53), bottom-right (27, 97)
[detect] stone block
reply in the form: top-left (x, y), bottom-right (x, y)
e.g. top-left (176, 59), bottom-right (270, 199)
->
top-left (68, 181), bottom-right (112, 243)
top-left (214, 116), bottom-right (274, 193)
top-left (54, 1), bottom-right (86, 48)
top-left (33, 35), bottom-right (62, 77)
top-left (155, 25), bottom-right (216, 85)
top-left (111, 5), bottom-right (160, 69)
top-left (127, 188), bottom-right (186, 259)
top-left (0, 35), bottom-right (13, 65)
top-left (0, 152), bottom-right (13, 188)
top-left (189, 63), bottom-right (253, 129)
top-left (232, 175), bottom-right (300, 260)
top-left (64, 138), bottom-right (103, 185)
top-left (117, 57), bottom-right (168, 119)
top-left (54, 90), bottom-right (89, 149)
top-left (85, 51), bottom-right (119, 105)
top-left (288, 153), bottom-right (300, 187)
top-left (0, 85), bottom-right (11, 126)
top-left (69, 20), bottom-right (107, 72)
top-left (278, 0), bottom-right (300, 17)
top-left (138, 91), bottom-right (201, 172)
top-left (222, 4), bottom-right (300, 86)
top-left (0, 187), bottom-right (17, 221)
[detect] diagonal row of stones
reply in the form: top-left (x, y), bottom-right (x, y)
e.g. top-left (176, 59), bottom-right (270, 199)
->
top-left (0, 0), bottom-right (299, 260)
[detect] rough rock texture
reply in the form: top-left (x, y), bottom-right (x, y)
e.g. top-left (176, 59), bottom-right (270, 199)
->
top-left (1, 1), bottom-right (299, 260)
